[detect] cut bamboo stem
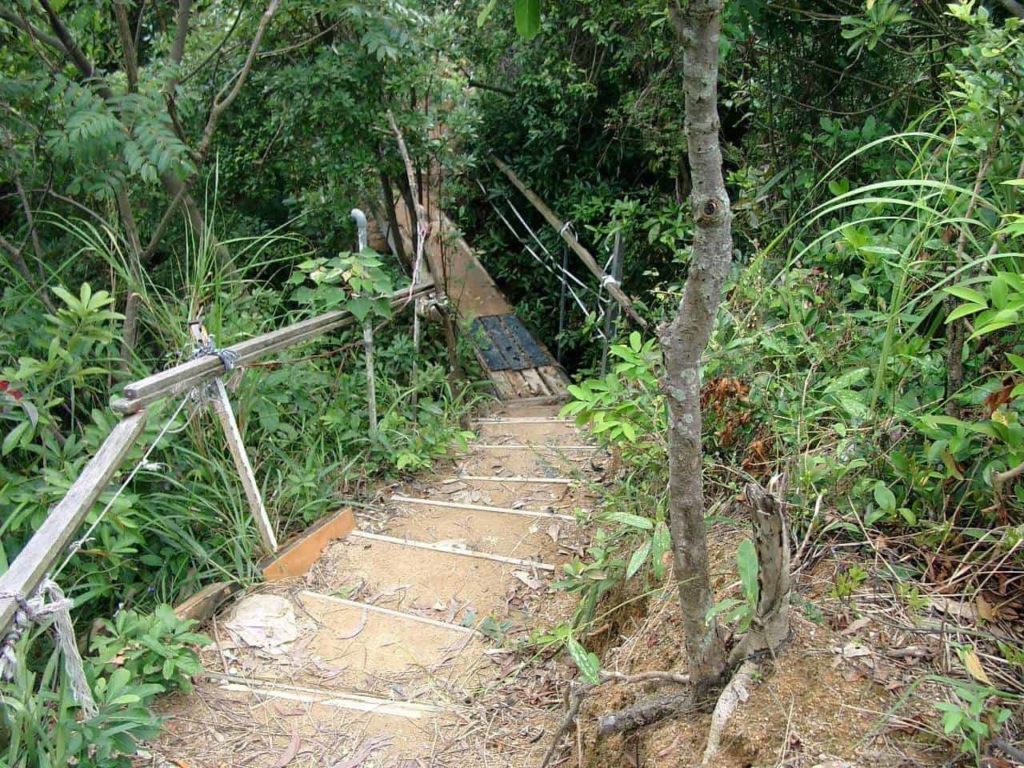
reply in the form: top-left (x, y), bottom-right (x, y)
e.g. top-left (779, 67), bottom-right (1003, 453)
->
top-left (492, 156), bottom-right (647, 328)
top-left (298, 591), bottom-right (478, 634)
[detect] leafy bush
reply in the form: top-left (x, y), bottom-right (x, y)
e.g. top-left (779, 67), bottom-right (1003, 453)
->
top-left (89, 605), bottom-right (209, 694)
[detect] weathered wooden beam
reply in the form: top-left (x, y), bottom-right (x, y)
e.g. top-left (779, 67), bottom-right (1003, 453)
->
top-left (0, 412), bottom-right (147, 633)
top-left (210, 378), bottom-right (277, 555)
top-left (111, 281), bottom-right (434, 414)
top-left (492, 156), bottom-right (647, 328)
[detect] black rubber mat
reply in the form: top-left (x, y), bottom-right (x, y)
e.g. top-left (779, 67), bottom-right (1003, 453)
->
top-left (470, 314), bottom-right (556, 371)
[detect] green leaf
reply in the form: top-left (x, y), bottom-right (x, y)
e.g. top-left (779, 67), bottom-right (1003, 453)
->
top-left (347, 296), bottom-right (373, 322)
top-left (626, 540), bottom-right (651, 580)
top-left (602, 511), bottom-right (654, 530)
top-left (514, 0), bottom-right (541, 39)
top-left (873, 481), bottom-right (896, 511)
top-left (737, 538), bottom-right (759, 607)
top-left (943, 285), bottom-right (987, 305)
top-left (566, 636), bottom-right (600, 684)
top-left (1006, 353), bottom-right (1024, 373)
top-left (3, 421), bottom-right (31, 455)
top-left (477, 0), bottom-right (498, 27)
top-left (945, 303), bottom-right (987, 323)
top-left (706, 597), bottom-right (744, 623)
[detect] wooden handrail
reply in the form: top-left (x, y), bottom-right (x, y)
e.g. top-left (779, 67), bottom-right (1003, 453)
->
top-left (491, 157), bottom-right (648, 328)
top-left (0, 413), bottom-right (148, 633)
top-left (1, 281), bottom-right (434, 635)
top-left (112, 280), bottom-right (434, 414)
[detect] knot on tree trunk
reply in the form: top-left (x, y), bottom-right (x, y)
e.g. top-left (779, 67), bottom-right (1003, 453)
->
top-left (693, 195), bottom-right (729, 227)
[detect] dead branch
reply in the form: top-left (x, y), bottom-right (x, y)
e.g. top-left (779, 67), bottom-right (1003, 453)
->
top-left (729, 476), bottom-right (792, 665)
top-left (196, 0), bottom-right (281, 160)
top-left (539, 682), bottom-right (589, 768)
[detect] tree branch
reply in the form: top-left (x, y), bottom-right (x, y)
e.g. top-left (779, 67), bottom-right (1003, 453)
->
top-left (0, 7), bottom-right (63, 52)
top-left (113, 0), bottom-right (138, 92)
top-left (659, 0), bottom-right (731, 696)
top-left (196, 0), bottom-right (281, 159)
top-left (998, 0), bottom-right (1024, 20)
top-left (37, 0), bottom-right (95, 78)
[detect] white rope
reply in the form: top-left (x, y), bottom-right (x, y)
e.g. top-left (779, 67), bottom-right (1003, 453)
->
top-left (0, 396), bottom-right (190, 717)
top-left (55, 396), bottom-right (189, 577)
top-left (476, 180), bottom-right (592, 294)
top-left (0, 579), bottom-right (97, 717)
top-left (601, 275), bottom-right (620, 289)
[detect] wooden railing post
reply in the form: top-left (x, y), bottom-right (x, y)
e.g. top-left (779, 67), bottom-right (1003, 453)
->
top-left (189, 322), bottom-right (277, 555)
top-left (209, 377), bottom-right (278, 554)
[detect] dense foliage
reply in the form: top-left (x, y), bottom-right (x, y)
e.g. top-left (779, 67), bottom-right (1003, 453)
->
top-left (453, 0), bottom-right (1024, 759)
top-left (2, 0), bottom-right (1023, 763)
top-left (1, 1), bottom-right (478, 762)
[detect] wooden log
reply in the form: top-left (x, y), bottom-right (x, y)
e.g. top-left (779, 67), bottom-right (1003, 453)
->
top-left (0, 412), bottom-right (147, 633)
top-left (112, 281), bottom-right (434, 414)
top-left (492, 156), bottom-right (647, 328)
top-left (173, 582), bottom-right (239, 623)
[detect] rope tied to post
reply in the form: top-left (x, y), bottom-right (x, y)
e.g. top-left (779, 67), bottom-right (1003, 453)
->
top-left (601, 274), bottom-right (620, 289)
top-left (190, 336), bottom-right (238, 371)
top-left (0, 580), bottom-right (97, 718)
top-left (187, 334), bottom-right (239, 404)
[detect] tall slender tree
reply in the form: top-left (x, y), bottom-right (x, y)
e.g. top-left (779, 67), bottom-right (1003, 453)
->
top-left (660, 0), bottom-right (732, 695)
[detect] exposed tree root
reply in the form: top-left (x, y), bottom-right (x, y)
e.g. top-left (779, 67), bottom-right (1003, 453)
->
top-left (701, 659), bottom-right (758, 765)
top-left (597, 691), bottom-right (699, 735)
top-left (537, 670), bottom-right (692, 767)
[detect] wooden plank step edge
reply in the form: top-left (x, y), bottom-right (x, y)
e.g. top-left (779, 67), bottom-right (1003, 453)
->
top-left (473, 443), bottom-right (599, 451)
top-left (348, 531), bottom-right (556, 572)
top-left (205, 672), bottom-right (446, 718)
top-left (390, 494), bottom-right (577, 523)
top-left (453, 475), bottom-right (575, 484)
top-left (473, 417), bottom-right (574, 424)
top-left (296, 590), bottom-right (478, 635)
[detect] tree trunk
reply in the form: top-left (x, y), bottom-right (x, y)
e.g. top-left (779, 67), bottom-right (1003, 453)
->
top-left (660, 0), bottom-right (732, 696)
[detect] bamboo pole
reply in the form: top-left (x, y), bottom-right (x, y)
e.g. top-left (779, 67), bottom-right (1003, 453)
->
top-left (0, 412), bottom-right (147, 632)
top-left (112, 281), bottom-right (434, 414)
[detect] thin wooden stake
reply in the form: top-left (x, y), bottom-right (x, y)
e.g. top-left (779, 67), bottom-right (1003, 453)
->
top-left (211, 378), bottom-right (277, 554)
top-left (363, 319), bottom-right (378, 433)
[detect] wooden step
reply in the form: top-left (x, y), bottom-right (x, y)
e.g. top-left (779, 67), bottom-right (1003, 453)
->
top-left (451, 474), bottom-right (575, 484)
top-left (473, 443), bottom-right (599, 451)
top-left (390, 494), bottom-right (577, 522)
top-left (385, 499), bottom-right (569, 562)
top-left (426, 475), bottom-right (587, 509)
top-left (154, 673), bottom-right (460, 767)
top-left (472, 417), bottom-right (574, 424)
top-left (205, 591), bottom-right (487, 698)
top-left (348, 531), bottom-right (556, 571)
top-left (318, 535), bottom-right (552, 621)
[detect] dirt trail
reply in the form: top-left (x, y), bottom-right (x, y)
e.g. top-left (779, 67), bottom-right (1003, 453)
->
top-left (146, 404), bottom-right (600, 767)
